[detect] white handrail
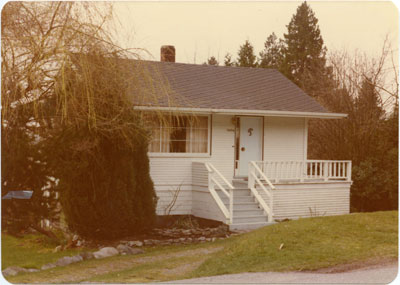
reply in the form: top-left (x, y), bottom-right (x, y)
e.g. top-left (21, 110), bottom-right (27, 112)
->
top-left (206, 163), bottom-right (234, 190)
top-left (251, 162), bottom-right (276, 190)
top-left (248, 161), bottom-right (274, 222)
top-left (254, 160), bottom-right (352, 182)
top-left (204, 162), bottom-right (234, 224)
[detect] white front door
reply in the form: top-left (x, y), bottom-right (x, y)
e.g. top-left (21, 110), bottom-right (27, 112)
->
top-left (238, 117), bottom-right (263, 176)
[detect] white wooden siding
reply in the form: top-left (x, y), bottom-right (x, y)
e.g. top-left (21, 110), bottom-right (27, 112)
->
top-left (264, 117), bottom-right (306, 161)
top-left (192, 162), bottom-right (226, 222)
top-left (150, 115), bottom-right (235, 215)
top-left (155, 185), bottom-right (192, 215)
top-left (259, 182), bottom-right (351, 220)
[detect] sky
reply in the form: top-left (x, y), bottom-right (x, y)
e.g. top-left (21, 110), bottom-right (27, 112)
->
top-left (112, 1), bottom-right (399, 65)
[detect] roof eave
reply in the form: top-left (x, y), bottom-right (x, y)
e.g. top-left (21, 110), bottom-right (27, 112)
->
top-left (133, 106), bottom-right (347, 119)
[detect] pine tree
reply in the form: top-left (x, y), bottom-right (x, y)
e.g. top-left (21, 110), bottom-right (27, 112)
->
top-left (236, 40), bottom-right (257, 67)
top-left (282, 1), bottom-right (327, 92)
top-left (224, 53), bottom-right (235, 66)
top-left (259, 33), bottom-right (284, 69)
top-left (204, 56), bottom-right (219, 66)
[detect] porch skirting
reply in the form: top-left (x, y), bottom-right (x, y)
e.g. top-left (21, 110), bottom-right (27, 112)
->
top-left (258, 181), bottom-right (351, 220)
top-left (154, 181), bottom-right (351, 223)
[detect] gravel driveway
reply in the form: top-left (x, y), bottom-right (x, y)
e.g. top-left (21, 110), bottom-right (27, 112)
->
top-left (165, 263), bottom-right (398, 284)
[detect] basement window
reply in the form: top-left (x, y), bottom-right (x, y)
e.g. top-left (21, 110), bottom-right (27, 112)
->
top-left (148, 115), bottom-right (209, 154)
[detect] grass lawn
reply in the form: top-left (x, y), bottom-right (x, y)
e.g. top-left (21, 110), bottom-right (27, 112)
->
top-left (3, 211), bottom-right (398, 283)
top-left (1, 234), bottom-right (93, 270)
top-left (189, 211), bottom-right (398, 278)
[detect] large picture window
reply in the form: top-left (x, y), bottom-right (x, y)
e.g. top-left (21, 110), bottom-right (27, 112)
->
top-left (149, 116), bottom-right (209, 154)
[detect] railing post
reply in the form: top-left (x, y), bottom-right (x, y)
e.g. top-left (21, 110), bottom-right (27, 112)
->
top-left (300, 161), bottom-right (305, 182)
top-left (229, 188), bottom-right (233, 224)
top-left (248, 162), bottom-right (254, 189)
top-left (208, 169), bottom-right (214, 192)
top-left (323, 162), bottom-right (328, 181)
top-left (347, 161), bottom-right (352, 182)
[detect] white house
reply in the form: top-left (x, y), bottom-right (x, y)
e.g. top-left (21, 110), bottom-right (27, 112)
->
top-left (135, 46), bottom-right (352, 230)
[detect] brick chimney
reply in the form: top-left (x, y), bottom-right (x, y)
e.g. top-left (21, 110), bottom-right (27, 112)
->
top-left (160, 45), bottom-right (175, 62)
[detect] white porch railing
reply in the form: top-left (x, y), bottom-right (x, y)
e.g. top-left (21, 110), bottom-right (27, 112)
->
top-left (248, 161), bottom-right (275, 222)
top-left (204, 162), bottom-right (234, 224)
top-left (254, 160), bottom-right (352, 183)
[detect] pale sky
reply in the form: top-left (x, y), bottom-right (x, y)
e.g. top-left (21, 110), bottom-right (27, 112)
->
top-left (112, 1), bottom-right (399, 64)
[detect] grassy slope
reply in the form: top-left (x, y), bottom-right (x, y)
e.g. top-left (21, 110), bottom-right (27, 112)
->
top-left (1, 234), bottom-right (92, 269)
top-left (3, 211), bottom-right (398, 283)
top-left (190, 211), bottom-right (398, 277)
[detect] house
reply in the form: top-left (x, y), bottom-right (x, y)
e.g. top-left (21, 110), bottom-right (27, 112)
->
top-left (135, 46), bottom-right (352, 230)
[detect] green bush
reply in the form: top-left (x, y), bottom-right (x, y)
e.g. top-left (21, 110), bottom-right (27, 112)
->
top-left (48, 53), bottom-right (158, 240)
top-left (55, 129), bottom-right (156, 240)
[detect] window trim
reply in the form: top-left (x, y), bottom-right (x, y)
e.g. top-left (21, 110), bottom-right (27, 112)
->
top-left (148, 114), bottom-right (211, 157)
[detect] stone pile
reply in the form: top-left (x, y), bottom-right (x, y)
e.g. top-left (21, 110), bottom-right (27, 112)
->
top-left (116, 225), bottom-right (231, 247)
top-left (2, 225), bottom-right (237, 278)
top-left (2, 244), bottom-right (144, 278)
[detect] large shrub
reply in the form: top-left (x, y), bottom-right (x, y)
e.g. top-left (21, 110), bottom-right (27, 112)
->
top-left (52, 128), bottom-right (156, 239)
top-left (48, 54), bottom-right (159, 240)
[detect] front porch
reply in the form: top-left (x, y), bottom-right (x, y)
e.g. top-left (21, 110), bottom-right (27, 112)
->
top-left (193, 160), bottom-right (352, 230)
top-left (235, 160), bottom-right (352, 183)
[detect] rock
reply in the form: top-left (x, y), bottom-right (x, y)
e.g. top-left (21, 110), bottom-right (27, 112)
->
top-left (2, 266), bottom-right (27, 277)
top-left (27, 268), bottom-right (39, 273)
top-left (117, 244), bottom-right (132, 254)
top-left (53, 245), bottom-right (63, 253)
top-left (72, 234), bottom-right (79, 242)
top-left (214, 225), bottom-right (228, 237)
top-left (211, 237), bottom-right (217, 242)
top-left (198, 237), bottom-right (206, 241)
top-left (55, 256), bottom-right (75, 267)
top-left (179, 237), bottom-right (186, 242)
top-left (79, 252), bottom-right (95, 260)
top-left (70, 255), bottom-right (83, 263)
top-left (93, 247), bottom-right (119, 259)
top-left (76, 240), bottom-right (82, 247)
top-left (41, 263), bottom-right (56, 270)
top-left (128, 241), bottom-right (143, 247)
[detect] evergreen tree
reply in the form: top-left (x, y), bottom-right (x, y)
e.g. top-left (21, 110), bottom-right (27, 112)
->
top-left (236, 40), bottom-right (258, 67)
top-left (49, 54), bottom-right (158, 240)
top-left (259, 32), bottom-right (284, 69)
top-left (282, 1), bottom-right (327, 96)
top-left (204, 56), bottom-right (219, 66)
top-left (224, 53), bottom-right (235, 66)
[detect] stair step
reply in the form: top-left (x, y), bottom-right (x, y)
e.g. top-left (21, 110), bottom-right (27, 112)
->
top-left (233, 215), bottom-right (268, 223)
top-left (233, 209), bottom-right (264, 217)
top-left (229, 221), bottom-right (276, 231)
top-left (215, 188), bottom-right (251, 196)
top-left (219, 196), bottom-right (255, 203)
top-left (222, 202), bottom-right (260, 208)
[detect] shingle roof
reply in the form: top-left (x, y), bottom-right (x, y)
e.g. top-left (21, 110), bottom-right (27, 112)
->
top-left (132, 60), bottom-right (329, 114)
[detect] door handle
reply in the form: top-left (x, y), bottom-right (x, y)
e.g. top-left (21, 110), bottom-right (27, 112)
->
top-left (241, 147), bottom-right (245, 151)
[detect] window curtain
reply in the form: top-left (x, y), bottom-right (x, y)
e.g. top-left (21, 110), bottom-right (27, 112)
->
top-left (191, 116), bottom-right (208, 153)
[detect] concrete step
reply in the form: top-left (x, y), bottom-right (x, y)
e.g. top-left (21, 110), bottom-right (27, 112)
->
top-left (233, 215), bottom-right (267, 224)
top-left (219, 196), bottom-right (255, 204)
top-left (215, 188), bottom-right (251, 196)
top-left (232, 180), bottom-right (248, 188)
top-left (233, 209), bottom-right (264, 217)
top-left (222, 202), bottom-right (261, 210)
top-left (229, 221), bottom-right (276, 231)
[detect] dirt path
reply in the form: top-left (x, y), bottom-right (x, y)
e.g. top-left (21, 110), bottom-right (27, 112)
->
top-left (32, 247), bottom-right (222, 283)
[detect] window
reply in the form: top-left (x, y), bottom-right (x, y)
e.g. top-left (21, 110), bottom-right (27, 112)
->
top-left (149, 116), bottom-right (209, 154)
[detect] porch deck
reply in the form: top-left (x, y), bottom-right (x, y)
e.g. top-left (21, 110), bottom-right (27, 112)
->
top-left (193, 160), bottom-right (352, 230)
